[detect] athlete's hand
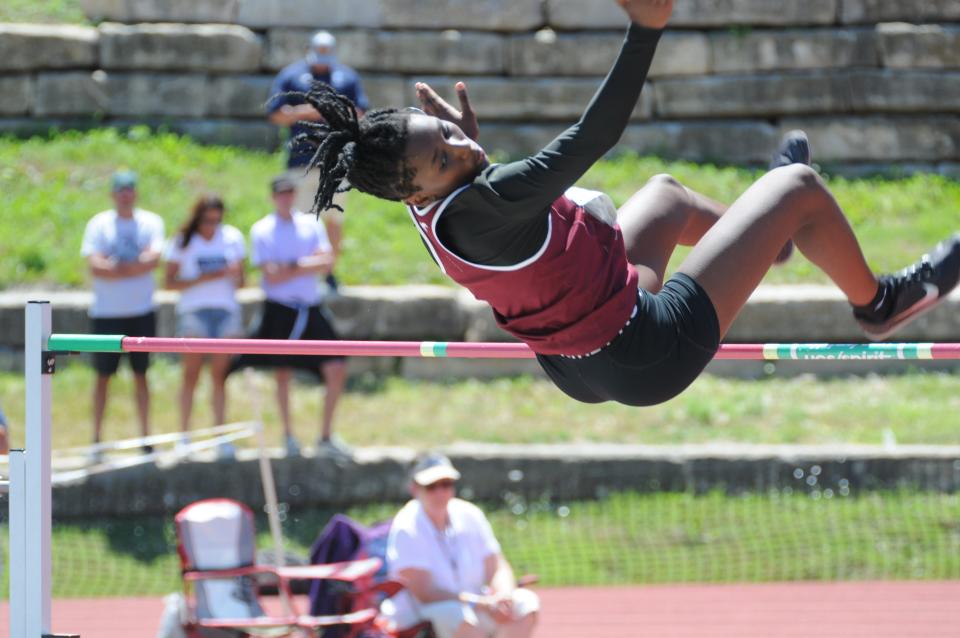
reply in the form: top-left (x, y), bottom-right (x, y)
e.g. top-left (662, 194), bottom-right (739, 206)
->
top-left (415, 81), bottom-right (480, 142)
top-left (616, 0), bottom-right (673, 29)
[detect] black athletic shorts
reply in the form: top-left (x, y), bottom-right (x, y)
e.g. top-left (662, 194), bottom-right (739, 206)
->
top-left (90, 311), bottom-right (156, 376)
top-left (536, 273), bottom-right (720, 407)
top-left (230, 299), bottom-right (345, 378)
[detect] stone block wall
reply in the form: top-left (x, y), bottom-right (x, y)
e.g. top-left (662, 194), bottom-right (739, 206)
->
top-left (1, 0), bottom-right (958, 170)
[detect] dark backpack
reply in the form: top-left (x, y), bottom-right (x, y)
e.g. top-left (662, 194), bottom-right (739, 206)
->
top-left (308, 514), bottom-right (393, 638)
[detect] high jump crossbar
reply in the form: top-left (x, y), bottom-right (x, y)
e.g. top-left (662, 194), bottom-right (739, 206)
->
top-left (11, 303), bottom-right (960, 638)
top-left (46, 334), bottom-right (960, 361)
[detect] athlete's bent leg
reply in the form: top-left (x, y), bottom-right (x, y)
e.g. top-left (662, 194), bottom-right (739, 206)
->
top-left (617, 173), bottom-right (727, 292)
top-left (678, 164), bottom-right (878, 337)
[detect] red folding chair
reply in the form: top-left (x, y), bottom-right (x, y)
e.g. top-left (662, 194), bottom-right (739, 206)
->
top-left (174, 498), bottom-right (385, 637)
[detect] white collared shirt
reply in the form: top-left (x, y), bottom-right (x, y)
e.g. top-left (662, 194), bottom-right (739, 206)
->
top-left (386, 498), bottom-right (501, 622)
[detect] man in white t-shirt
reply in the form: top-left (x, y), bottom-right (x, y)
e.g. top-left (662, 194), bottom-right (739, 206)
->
top-left (234, 175), bottom-right (348, 457)
top-left (384, 454), bottom-right (540, 638)
top-left (80, 170), bottom-right (165, 462)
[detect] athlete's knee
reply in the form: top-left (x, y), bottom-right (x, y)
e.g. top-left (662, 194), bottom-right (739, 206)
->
top-left (761, 165), bottom-right (829, 212)
top-left (646, 173), bottom-right (683, 190)
top-left (769, 163), bottom-right (823, 192)
top-left (640, 173), bottom-right (692, 209)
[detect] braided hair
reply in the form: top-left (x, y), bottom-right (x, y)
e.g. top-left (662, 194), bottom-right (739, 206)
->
top-left (289, 81), bottom-right (415, 215)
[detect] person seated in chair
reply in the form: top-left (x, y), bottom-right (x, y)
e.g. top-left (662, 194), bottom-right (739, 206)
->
top-left (383, 453), bottom-right (539, 638)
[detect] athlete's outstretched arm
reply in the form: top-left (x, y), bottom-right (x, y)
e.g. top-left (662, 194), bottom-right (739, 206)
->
top-left (480, 1), bottom-right (670, 216)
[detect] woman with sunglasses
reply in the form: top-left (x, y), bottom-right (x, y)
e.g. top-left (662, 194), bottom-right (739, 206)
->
top-left (384, 453), bottom-right (540, 638)
top-left (164, 194), bottom-right (246, 456)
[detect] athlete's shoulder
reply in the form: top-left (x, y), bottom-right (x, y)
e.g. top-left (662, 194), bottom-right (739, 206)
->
top-left (443, 171), bottom-right (503, 212)
top-left (449, 178), bottom-right (483, 202)
top-left (469, 163), bottom-right (504, 193)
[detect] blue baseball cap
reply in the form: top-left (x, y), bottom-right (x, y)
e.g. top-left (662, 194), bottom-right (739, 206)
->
top-left (271, 175), bottom-right (297, 193)
top-left (111, 170), bottom-right (137, 191)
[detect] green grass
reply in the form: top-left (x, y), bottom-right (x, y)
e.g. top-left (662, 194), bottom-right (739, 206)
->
top-left (2, 490), bottom-right (957, 597)
top-left (501, 490), bottom-right (960, 585)
top-left (2, 360), bottom-right (959, 450)
top-left (2, 128), bottom-right (959, 290)
top-left (0, 0), bottom-right (87, 24)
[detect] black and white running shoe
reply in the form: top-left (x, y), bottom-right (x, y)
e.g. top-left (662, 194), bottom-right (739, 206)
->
top-left (854, 233), bottom-right (960, 341)
top-left (769, 130), bottom-right (811, 263)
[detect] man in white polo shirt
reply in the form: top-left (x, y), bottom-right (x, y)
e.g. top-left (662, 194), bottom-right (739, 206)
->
top-left (237, 175), bottom-right (348, 456)
top-left (384, 454), bottom-right (540, 638)
top-left (80, 170), bottom-right (165, 461)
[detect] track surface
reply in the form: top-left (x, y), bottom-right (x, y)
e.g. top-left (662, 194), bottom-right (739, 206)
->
top-left (3, 581), bottom-right (959, 637)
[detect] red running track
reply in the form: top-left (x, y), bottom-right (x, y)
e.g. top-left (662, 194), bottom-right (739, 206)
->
top-left (2, 582), bottom-right (959, 637)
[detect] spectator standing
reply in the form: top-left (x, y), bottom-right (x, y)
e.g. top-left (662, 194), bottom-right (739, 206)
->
top-left (164, 194), bottom-right (246, 458)
top-left (267, 30), bottom-right (369, 289)
top-left (384, 453), bottom-right (540, 638)
top-left (237, 175), bottom-right (348, 457)
top-left (80, 170), bottom-right (164, 462)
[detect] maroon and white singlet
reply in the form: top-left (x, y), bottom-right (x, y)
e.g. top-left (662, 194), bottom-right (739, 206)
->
top-left (407, 186), bottom-right (639, 356)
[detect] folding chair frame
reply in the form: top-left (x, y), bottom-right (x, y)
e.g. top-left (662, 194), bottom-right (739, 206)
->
top-left (175, 498), bottom-right (386, 638)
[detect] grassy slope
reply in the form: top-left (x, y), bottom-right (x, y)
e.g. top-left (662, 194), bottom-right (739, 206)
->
top-left (2, 128), bottom-right (958, 289)
top-left (0, 0), bottom-right (87, 24)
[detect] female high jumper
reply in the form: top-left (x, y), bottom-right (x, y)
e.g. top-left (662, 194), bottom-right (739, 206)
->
top-left (292, 0), bottom-right (960, 406)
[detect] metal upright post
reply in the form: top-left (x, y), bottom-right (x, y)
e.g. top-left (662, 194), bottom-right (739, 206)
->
top-left (9, 449), bottom-right (27, 638)
top-left (24, 301), bottom-right (53, 637)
